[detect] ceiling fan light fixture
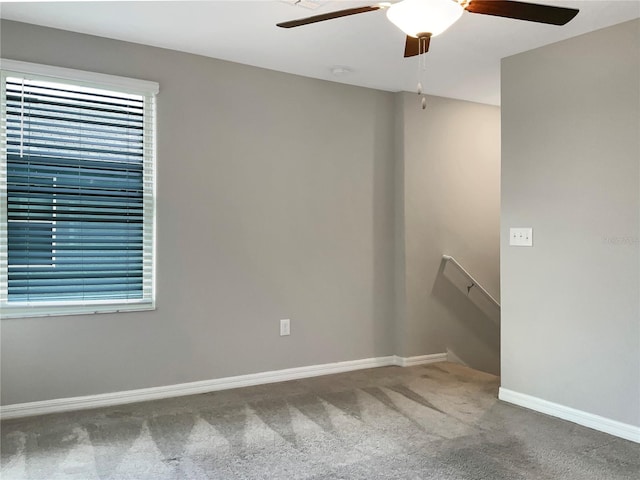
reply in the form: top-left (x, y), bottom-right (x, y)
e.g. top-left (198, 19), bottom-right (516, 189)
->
top-left (386, 0), bottom-right (464, 38)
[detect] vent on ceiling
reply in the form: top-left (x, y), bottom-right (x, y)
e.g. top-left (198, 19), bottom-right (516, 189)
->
top-left (281, 0), bottom-right (326, 10)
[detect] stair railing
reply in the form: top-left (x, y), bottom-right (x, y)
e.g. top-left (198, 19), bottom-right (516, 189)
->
top-left (442, 255), bottom-right (500, 308)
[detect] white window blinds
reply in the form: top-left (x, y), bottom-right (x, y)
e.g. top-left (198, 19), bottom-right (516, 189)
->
top-left (0, 61), bottom-right (157, 318)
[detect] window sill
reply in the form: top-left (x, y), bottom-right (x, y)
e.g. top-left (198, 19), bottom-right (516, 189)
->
top-left (0, 300), bottom-right (156, 319)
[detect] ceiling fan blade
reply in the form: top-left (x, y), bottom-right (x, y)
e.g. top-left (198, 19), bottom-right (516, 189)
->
top-left (404, 35), bottom-right (431, 58)
top-left (277, 5), bottom-right (381, 28)
top-left (465, 0), bottom-right (579, 26)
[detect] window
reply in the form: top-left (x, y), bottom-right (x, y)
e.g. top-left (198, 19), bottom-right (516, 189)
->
top-left (0, 60), bottom-right (158, 318)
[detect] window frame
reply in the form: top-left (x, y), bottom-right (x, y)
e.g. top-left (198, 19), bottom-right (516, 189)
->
top-left (0, 59), bottom-right (158, 318)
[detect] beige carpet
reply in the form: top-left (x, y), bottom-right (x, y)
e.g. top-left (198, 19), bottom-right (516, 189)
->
top-left (1, 362), bottom-right (638, 479)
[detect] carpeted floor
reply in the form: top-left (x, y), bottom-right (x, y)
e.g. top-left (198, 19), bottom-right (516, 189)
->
top-left (1, 362), bottom-right (639, 479)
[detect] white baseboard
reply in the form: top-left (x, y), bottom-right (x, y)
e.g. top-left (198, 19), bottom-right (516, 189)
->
top-left (0, 353), bottom-right (446, 420)
top-left (499, 388), bottom-right (640, 444)
top-left (394, 353), bottom-right (448, 367)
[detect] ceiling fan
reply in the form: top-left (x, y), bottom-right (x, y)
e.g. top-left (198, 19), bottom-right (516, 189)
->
top-left (277, 0), bottom-right (580, 58)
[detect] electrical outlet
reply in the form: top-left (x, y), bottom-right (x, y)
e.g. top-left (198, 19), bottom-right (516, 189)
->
top-left (280, 319), bottom-right (290, 336)
top-left (509, 227), bottom-right (533, 247)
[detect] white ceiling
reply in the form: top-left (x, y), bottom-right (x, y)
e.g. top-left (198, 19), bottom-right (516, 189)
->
top-left (1, 0), bottom-right (639, 105)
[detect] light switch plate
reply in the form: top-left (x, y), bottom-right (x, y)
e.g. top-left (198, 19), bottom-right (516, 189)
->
top-left (510, 227), bottom-right (533, 247)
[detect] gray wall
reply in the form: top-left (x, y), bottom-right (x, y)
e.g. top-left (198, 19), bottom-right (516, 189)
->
top-left (0, 20), bottom-right (397, 405)
top-left (501, 19), bottom-right (640, 426)
top-left (0, 20), bottom-right (502, 405)
top-left (396, 93), bottom-right (501, 374)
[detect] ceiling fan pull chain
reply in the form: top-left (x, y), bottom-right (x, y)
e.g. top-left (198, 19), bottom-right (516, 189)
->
top-left (418, 36), bottom-right (428, 110)
top-left (416, 35), bottom-right (424, 95)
